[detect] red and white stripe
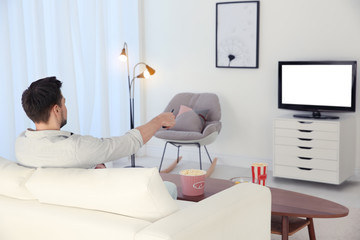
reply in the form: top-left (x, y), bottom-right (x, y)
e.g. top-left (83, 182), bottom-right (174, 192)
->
top-left (251, 164), bottom-right (267, 186)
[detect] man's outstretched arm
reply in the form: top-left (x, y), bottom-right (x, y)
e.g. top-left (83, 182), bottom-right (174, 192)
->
top-left (136, 112), bottom-right (175, 144)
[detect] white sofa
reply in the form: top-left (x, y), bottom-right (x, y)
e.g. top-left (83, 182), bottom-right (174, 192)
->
top-left (0, 157), bottom-right (271, 240)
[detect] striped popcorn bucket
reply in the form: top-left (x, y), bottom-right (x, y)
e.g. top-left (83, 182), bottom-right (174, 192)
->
top-left (179, 169), bottom-right (206, 196)
top-left (251, 163), bottom-right (268, 186)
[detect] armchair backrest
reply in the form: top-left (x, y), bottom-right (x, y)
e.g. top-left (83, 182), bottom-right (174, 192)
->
top-left (163, 93), bottom-right (221, 122)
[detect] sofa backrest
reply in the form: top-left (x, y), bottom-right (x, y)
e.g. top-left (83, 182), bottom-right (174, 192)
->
top-left (0, 157), bottom-right (36, 200)
top-left (0, 157), bottom-right (178, 222)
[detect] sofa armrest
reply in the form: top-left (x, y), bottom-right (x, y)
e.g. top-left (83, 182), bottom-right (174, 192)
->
top-left (135, 183), bottom-right (271, 240)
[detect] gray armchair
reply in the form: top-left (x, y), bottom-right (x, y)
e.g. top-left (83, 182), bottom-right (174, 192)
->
top-left (155, 92), bottom-right (222, 171)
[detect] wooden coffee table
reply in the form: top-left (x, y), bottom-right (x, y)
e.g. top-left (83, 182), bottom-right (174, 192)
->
top-left (161, 173), bottom-right (349, 240)
top-left (270, 187), bottom-right (349, 240)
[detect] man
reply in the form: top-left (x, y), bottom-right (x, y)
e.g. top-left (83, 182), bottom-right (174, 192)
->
top-left (16, 76), bottom-right (176, 169)
top-left (15, 77), bottom-right (178, 198)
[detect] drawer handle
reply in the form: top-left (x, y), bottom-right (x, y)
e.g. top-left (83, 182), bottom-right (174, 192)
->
top-left (298, 167), bottom-right (313, 171)
top-left (298, 146), bottom-right (312, 150)
top-left (298, 138), bottom-right (313, 141)
top-left (298, 129), bottom-right (313, 133)
top-left (298, 156), bottom-right (312, 160)
top-left (298, 121), bottom-right (313, 124)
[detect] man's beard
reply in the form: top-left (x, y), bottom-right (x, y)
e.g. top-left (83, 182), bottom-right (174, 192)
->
top-left (60, 119), bottom-right (67, 128)
top-left (60, 112), bottom-right (67, 128)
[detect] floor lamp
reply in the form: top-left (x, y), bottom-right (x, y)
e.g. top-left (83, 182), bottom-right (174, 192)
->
top-left (119, 42), bottom-right (156, 167)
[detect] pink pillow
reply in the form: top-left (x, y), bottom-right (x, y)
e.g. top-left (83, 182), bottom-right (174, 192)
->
top-left (177, 105), bottom-right (193, 117)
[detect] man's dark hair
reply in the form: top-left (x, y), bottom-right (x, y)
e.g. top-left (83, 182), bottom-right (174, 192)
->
top-left (21, 76), bottom-right (63, 123)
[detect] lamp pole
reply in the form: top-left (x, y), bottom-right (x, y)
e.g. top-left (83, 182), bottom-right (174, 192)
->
top-left (120, 43), bottom-right (136, 167)
top-left (120, 43), bottom-right (155, 168)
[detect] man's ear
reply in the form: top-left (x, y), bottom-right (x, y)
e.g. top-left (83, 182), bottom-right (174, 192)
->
top-left (52, 104), bottom-right (60, 114)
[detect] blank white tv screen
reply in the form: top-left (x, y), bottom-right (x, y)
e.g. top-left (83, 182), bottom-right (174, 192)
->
top-left (282, 64), bottom-right (353, 107)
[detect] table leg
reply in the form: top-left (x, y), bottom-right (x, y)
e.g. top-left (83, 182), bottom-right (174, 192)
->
top-left (307, 218), bottom-right (316, 240)
top-left (281, 216), bottom-right (289, 240)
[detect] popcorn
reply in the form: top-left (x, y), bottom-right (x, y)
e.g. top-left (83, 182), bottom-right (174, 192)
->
top-left (252, 163), bottom-right (267, 167)
top-left (180, 169), bottom-right (206, 176)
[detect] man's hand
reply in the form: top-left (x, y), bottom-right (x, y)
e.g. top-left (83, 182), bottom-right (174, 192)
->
top-left (158, 112), bottom-right (176, 129)
top-left (136, 111), bottom-right (176, 144)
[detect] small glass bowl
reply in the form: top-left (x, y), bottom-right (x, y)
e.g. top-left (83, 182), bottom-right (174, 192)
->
top-left (230, 177), bottom-right (253, 184)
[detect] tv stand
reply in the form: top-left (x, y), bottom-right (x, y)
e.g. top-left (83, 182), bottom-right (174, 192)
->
top-left (273, 116), bottom-right (356, 184)
top-left (293, 111), bottom-right (339, 119)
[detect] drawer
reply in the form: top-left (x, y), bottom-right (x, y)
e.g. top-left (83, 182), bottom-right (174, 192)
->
top-left (274, 145), bottom-right (338, 160)
top-left (275, 129), bottom-right (339, 141)
top-left (275, 119), bottom-right (339, 132)
top-left (274, 154), bottom-right (338, 171)
top-left (273, 165), bottom-right (339, 184)
top-left (274, 136), bottom-right (338, 149)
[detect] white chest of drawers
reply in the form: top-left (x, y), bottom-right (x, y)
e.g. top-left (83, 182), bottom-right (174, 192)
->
top-left (273, 116), bottom-right (355, 184)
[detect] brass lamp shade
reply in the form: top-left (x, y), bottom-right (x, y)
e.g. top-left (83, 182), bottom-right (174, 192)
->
top-left (136, 65), bottom-right (156, 79)
top-left (119, 48), bottom-right (127, 61)
top-left (145, 65), bottom-right (156, 75)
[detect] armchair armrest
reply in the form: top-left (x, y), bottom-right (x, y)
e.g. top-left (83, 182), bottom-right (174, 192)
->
top-left (202, 121), bottom-right (222, 136)
top-left (135, 183), bottom-right (271, 240)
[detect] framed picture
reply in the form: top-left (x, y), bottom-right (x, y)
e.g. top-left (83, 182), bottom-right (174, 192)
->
top-left (216, 1), bottom-right (260, 68)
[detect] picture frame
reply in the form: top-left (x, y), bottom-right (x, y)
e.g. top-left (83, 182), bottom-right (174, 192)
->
top-left (216, 1), bottom-right (260, 68)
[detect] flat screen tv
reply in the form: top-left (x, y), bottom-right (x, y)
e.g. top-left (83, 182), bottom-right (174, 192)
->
top-left (278, 61), bottom-right (357, 119)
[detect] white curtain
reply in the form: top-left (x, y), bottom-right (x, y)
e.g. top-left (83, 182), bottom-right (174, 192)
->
top-left (0, 0), bottom-right (140, 161)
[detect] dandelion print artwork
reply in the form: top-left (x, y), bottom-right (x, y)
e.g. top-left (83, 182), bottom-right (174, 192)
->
top-left (216, 1), bottom-right (260, 68)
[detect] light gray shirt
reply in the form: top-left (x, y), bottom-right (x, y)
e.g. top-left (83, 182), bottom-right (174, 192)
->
top-left (16, 129), bottom-right (144, 169)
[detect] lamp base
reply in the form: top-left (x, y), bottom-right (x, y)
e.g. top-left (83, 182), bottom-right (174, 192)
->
top-left (124, 154), bottom-right (143, 168)
top-left (124, 165), bottom-right (144, 168)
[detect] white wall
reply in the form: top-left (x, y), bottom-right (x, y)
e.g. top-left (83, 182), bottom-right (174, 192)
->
top-left (139, 0), bottom-right (360, 170)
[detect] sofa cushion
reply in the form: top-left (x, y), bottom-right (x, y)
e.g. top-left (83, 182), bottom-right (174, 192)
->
top-left (0, 157), bottom-right (36, 200)
top-left (0, 195), bottom-right (151, 240)
top-left (25, 167), bottom-right (178, 222)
